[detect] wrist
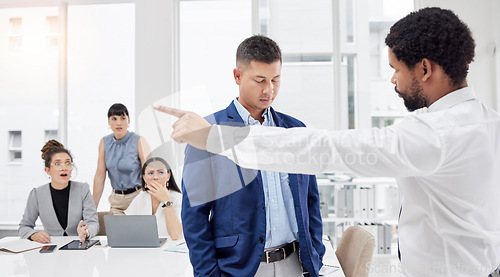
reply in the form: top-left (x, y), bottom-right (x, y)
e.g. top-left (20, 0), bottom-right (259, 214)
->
top-left (162, 200), bottom-right (174, 208)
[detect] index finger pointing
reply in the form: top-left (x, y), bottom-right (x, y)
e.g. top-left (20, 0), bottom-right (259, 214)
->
top-left (154, 105), bottom-right (187, 118)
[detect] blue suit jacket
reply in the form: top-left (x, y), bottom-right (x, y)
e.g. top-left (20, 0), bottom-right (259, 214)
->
top-left (181, 102), bottom-right (325, 277)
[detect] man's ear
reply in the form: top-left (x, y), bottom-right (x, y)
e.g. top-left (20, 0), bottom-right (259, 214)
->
top-left (421, 58), bottom-right (432, 81)
top-left (233, 68), bottom-right (241, 85)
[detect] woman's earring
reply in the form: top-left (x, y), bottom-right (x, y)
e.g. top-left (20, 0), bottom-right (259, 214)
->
top-left (166, 181), bottom-right (169, 188)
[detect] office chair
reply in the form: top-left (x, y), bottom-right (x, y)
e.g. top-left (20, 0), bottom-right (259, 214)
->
top-left (96, 211), bottom-right (113, 236)
top-left (335, 226), bottom-right (375, 277)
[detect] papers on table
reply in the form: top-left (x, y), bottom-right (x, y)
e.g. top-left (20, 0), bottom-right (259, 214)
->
top-left (0, 239), bottom-right (43, 254)
top-left (319, 264), bottom-right (340, 276)
top-left (164, 242), bottom-right (188, 253)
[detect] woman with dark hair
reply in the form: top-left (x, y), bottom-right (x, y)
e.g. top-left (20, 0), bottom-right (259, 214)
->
top-left (125, 157), bottom-right (182, 240)
top-left (93, 103), bottom-right (151, 215)
top-left (19, 140), bottom-right (99, 243)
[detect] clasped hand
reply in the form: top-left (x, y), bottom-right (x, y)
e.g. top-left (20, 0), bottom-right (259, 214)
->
top-left (146, 180), bottom-right (170, 204)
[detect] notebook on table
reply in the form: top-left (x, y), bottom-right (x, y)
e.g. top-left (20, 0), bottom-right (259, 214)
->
top-left (104, 215), bottom-right (167, 248)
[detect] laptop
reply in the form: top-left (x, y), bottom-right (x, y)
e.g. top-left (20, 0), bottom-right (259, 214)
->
top-left (104, 215), bottom-right (167, 248)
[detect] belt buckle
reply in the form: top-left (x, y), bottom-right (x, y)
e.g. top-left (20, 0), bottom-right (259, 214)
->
top-left (265, 247), bottom-right (285, 264)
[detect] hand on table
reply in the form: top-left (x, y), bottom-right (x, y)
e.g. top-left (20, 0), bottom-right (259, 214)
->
top-left (153, 106), bottom-right (211, 150)
top-left (77, 220), bottom-right (89, 242)
top-left (30, 232), bottom-right (51, 244)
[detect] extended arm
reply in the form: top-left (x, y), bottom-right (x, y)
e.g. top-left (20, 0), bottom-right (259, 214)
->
top-left (137, 136), bottom-right (151, 165)
top-left (154, 105), bottom-right (442, 177)
top-left (93, 139), bottom-right (107, 208)
top-left (207, 120), bottom-right (442, 177)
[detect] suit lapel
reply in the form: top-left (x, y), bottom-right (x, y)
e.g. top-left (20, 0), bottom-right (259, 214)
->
top-left (270, 107), bottom-right (286, 128)
top-left (67, 182), bottom-right (76, 232)
top-left (40, 184), bottom-right (65, 233)
top-left (221, 101), bottom-right (244, 125)
top-left (222, 101), bottom-right (264, 191)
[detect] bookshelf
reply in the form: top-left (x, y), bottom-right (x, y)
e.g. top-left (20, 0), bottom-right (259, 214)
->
top-left (317, 177), bottom-right (399, 256)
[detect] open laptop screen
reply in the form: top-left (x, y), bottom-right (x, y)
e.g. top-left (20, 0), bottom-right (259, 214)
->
top-left (104, 215), bottom-right (167, 248)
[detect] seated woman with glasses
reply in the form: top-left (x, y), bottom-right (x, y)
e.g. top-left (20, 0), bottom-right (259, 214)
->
top-left (18, 140), bottom-right (99, 244)
top-left (125, 157), bottom-right (182, 240)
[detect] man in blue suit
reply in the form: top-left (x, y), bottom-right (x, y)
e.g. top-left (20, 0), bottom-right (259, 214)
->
top-left (181, 35), bottom-right (325, 277)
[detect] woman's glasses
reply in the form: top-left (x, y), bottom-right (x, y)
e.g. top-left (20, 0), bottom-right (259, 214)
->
top-left (51, 161), bottom-right (74, 169)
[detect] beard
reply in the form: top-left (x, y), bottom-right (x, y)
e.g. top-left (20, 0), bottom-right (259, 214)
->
top-left (396, 76), bottom-right (428, 112)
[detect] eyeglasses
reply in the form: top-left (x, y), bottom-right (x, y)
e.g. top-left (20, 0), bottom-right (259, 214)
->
top-left (51, 161), bottom-right (74, 169)
top-left (145, 170), bottom-right (169, 177)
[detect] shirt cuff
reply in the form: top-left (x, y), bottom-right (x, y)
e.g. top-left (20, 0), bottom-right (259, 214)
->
top-left (206, 125), bottom-right (252, 154)
top-left (206, 125), bottom-right (223, 154)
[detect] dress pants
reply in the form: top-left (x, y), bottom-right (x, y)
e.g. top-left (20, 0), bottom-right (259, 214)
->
top-left (254, 250), bottom-right (304, 277)
top-left (108, 190), bottom-right (140, 215)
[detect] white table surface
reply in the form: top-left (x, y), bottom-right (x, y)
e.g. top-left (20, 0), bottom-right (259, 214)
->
top-left (0, 236), bottom-right (344, 277)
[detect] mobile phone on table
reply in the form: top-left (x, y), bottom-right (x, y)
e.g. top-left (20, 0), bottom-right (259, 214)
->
top-left (40, 245), bottom-right (57, 253)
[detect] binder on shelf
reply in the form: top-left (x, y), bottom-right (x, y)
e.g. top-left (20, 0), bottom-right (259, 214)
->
top-left (377, 223), bottom-right (385, 254)
top-left (367, 186), bottom-right (376, 218)
top-left (384, 223), bottom-right (392, 254)
top-left (360, 187), bottom-right (368, 218)
top-left (344, 185), bottom-right (354, 218)
top-left (384, 185), bottom-right (400, 218)
top-left (335, 186), bottom-right (346, 218)
top-left (352, 185), bottom-right (360, 218)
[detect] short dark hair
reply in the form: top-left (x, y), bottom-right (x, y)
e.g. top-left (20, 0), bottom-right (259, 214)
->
top-left (41, 139), bottom-right (72, 168)
top-left (236, 35), bottom-right (282, 67)
top-left (141, 157), bottom-right (181, 194)
top-left (385, 7), bottom-right (475, 87)
top-left (107, 103), bottom-right (129, 118)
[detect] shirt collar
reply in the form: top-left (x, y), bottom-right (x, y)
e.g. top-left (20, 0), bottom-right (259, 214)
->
top-left (113, 131), bottom-right (131, 144)
top-left (233, 98), bottom-right (273, 126)
top-left (427, 86), bottom-right (477, 113)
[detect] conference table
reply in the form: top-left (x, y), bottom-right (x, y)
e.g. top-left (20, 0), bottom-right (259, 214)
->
top-left (0, 236), bottom-right (344, 276)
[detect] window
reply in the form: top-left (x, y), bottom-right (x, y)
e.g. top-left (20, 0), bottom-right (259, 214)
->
top-left (45, 129), bottom-right (58, 142)
top-left (46, 16), bottom-right (58, 48)
top-left (345, 0), bottom-right (356, 43)
top-left (8, 131), bottom-right (22, 162)
top-left (179, 0), bottom-right (252, 115)
top-left (9, 17), bottom-right (23, 51)
top-left (368, 0), bottom-right (414, 127)
top-left (344, 55), bottom-right (357, 129)
top-left (264, 0), bottom-right (336, 130)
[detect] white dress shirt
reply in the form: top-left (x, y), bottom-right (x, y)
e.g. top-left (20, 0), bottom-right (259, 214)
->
top-left (207, 87), bottom-right (500, 276)
top-left (124, 190), bottom-right (182, 239)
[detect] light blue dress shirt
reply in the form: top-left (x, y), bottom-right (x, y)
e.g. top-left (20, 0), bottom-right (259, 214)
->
top-left (233, 99), bottom-right (298, 249)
